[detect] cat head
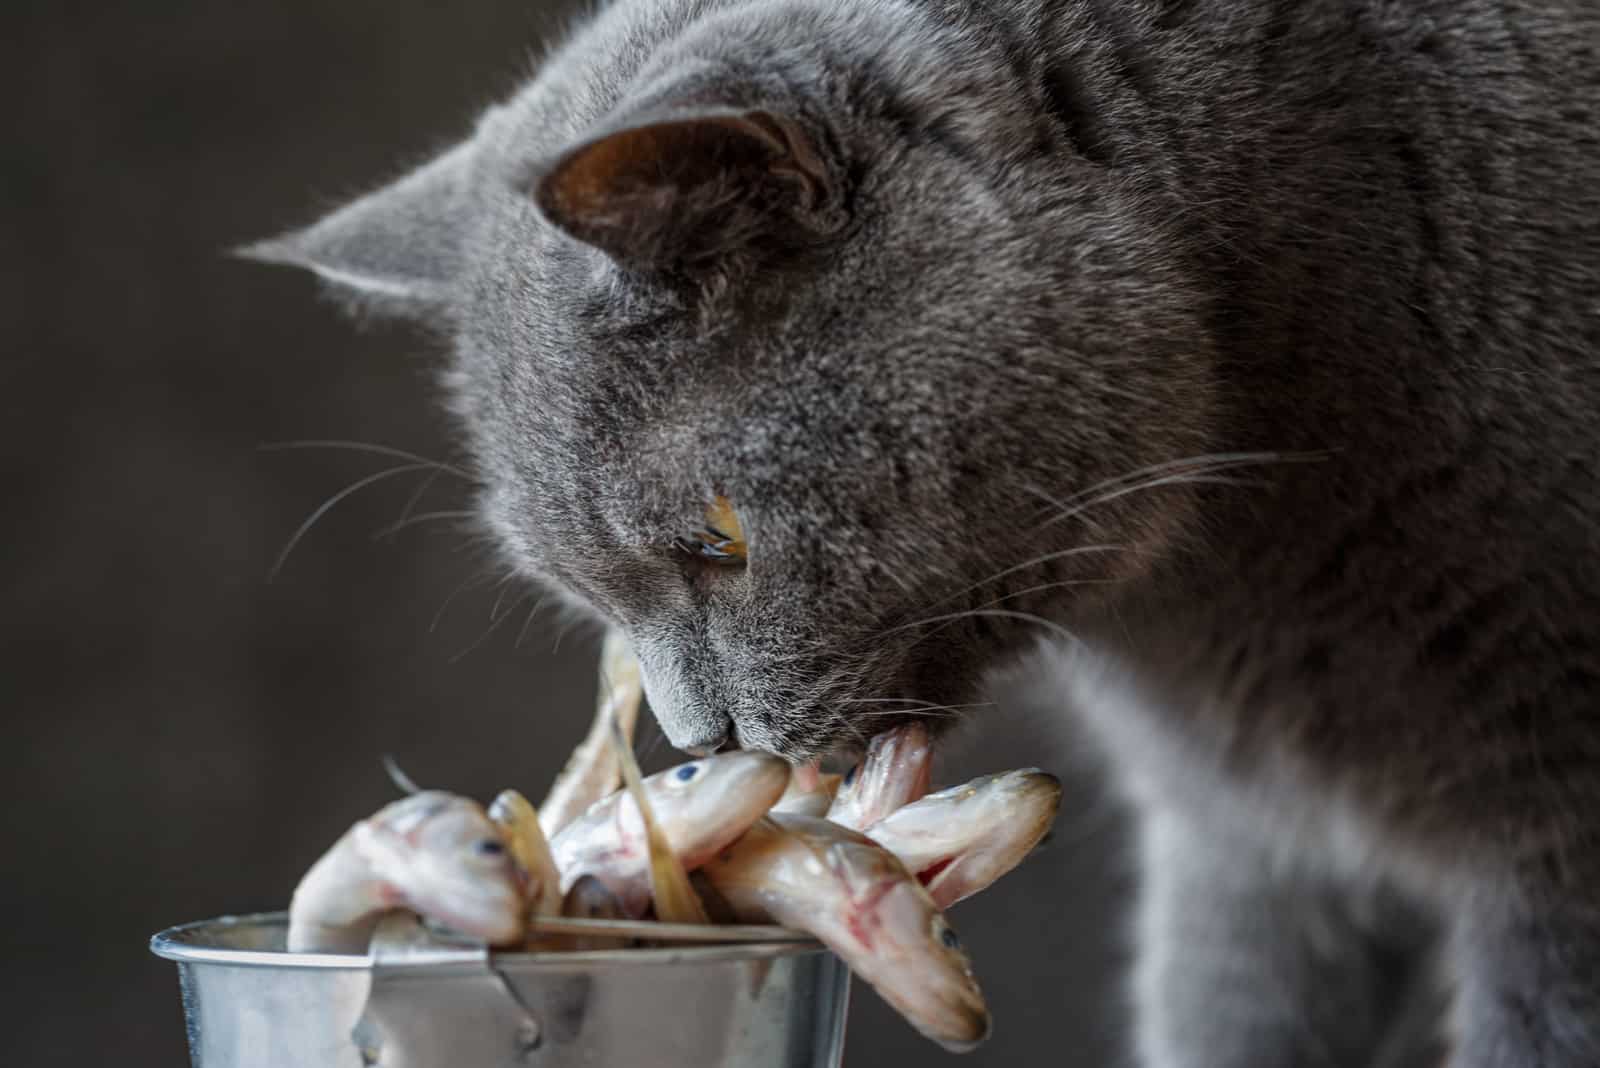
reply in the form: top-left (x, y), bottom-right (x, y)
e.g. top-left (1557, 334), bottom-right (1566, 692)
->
top-left (252, 0), bottom-right (1216, 760)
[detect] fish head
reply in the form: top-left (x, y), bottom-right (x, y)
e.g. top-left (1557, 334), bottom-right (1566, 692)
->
top-left (358, 792), bottom-right (526, 946)
top-left (627, 750), bottom-right (790, 859)
top-left (826, 722), bottom-right (933, 830)
top-left (869, 768), bottom-right (1061, 906)
top-left (844, 872), bottom-right (991, 1052)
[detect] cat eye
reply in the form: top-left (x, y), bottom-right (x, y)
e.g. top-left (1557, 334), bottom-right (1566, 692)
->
top-left (674, 495), bottom-right (748, 569)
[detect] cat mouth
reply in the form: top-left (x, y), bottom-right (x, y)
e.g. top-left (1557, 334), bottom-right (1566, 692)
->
top-left (732, 712), bottom-right (928, 766)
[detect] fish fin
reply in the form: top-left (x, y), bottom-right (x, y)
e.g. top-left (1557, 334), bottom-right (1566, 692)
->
top-left (380, 753), bottom-right (424, 796)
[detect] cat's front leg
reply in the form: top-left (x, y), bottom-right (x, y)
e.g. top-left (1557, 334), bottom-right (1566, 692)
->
top-left (1134, 808), bottom-right (1423, 1068)
top-left (1447, 885), bottom-right (1600, 1068)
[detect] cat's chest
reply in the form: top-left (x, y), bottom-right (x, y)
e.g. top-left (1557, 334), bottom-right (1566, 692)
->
top-left (1034, 638), bottom-right (1379, 878)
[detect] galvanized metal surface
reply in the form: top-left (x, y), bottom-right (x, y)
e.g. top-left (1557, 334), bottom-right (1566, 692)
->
top-left (152, 913), bottom-right (850, 1067)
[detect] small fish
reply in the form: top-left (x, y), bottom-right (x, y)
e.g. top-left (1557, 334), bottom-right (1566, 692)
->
top-left (864, 769), bottom-right (1062, 909)
top-left (826, 722), bottom-right (934, 831)
top-left (539, 627), bottom-right (643, 836)
top-left (609, 715), bottom-right (709, 925)
top-left (288, 791), bottom-right (525, 954)
top-left (562, 874), bottom-right (627, 921)
top-left (488, 788), bottom-right (564, 920)
top-left (550, 750), bottom-right (789, 917)
top-left (555, 874), bottom-right (630, 951)
top-left (700, 813), bottom-right (991, 1052)
top-left (771, 761), bottom-right (843, 818)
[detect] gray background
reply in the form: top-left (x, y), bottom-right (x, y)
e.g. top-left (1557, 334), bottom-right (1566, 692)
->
top-left (6, 2), bottom-right (1127, 1063)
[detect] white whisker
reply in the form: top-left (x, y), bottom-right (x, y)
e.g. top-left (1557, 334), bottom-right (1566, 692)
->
top-left (895, 608), bottom-right (1081, 649)
top-left (450, 588), bottom-right (532, 664)
top-left (1022, 450), bottom-right (1322, 535)
top-left (372, 509), bottom-right (478, 540)
top-left (429, 566), bottom-right (501, 633)
top-left (928, 543), bottom-right (1134, 611)
top-left (260, 439), bottom-right (473, 481)
top-left (514, 593), bottom-right (554, 649)
top-left (269, 462), bottom-right (436, 581)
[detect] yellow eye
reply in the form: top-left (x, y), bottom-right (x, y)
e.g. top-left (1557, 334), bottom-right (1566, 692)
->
top-left (675, 495), bottom-right (748, 566)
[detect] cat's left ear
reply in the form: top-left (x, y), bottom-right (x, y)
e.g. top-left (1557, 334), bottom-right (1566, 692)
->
top-left (241, 140), bottom-right (479, 316)
top-left (530, 108), bottom-right (848, 270)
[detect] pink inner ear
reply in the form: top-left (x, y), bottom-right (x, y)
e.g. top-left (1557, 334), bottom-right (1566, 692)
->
top-left (532, 107), bottom-right (842, 268)
top-left (540, 115), bottom-right (781, 220)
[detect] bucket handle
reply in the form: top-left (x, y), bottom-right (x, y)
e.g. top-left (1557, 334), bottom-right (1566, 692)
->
top-left (352, 914), bottom-right (542, 1066)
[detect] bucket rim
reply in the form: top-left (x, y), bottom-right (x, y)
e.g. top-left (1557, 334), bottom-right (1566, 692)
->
top-left (150, 912), bottom-right (828, 970)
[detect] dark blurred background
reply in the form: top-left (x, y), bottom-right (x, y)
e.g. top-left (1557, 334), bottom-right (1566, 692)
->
top-left (6, 2), bottom-right (1128, 1064)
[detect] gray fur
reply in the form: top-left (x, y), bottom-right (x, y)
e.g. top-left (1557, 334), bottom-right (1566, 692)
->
top-left (255, 0), bottom-right (1600, 1063)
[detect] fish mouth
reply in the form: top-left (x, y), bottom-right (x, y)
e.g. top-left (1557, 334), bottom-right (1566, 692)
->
top-left (902, 959), bottom-right (991, 1052)
top-left (859, 883), bottom-right (992, 1052)
top-left (412, 885), bottom-right (525, 946)
top-left (927, 1002), bottom-right (993, 1054)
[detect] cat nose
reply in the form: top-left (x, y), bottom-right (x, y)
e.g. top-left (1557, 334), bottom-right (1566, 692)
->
top-left (657, 710), bottom-right (733, 757)
top-left (681, 726), bottom-right (732, 758)
top-left (631, 654), bottom-right (733, 756)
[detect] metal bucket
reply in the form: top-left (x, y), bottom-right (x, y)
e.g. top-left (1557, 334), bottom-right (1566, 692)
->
top-left (151, 913), bottom-right (850, 1067)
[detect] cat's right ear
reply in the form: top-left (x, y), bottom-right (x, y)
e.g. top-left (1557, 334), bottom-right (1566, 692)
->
top-left (529, 108), bottom-right (848, 270)
top-left (239, 141), bottom-right (479, 318)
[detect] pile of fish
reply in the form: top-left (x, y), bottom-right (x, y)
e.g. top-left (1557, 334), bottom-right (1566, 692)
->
top-left (288, 631), bottom-right (1061, 1052)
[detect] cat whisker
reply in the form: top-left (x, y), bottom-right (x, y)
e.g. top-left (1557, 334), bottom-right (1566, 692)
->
top-left (882, 578), bottom-right (1104, 644)
top-left (639, 714), bottom-right (671, 764)
top-left (879, 454), bottom-right (1320, 639)
top-left (811, 703), bottom-right (871, 751)
top-left (840, 696), bottom-right (965, 705)
top-left (429, 564), bottom-right (504, 633)
top-left (259, 439), bottom-right (475, 481)
top-left (488, 570), bottom-right (524, 623)
top-left (1028, 471), bottom-right (1267, 536)
top-left (372, 509), bottom-right (478, 540)
top-left (926, 543), bottom-right (1135, 612)
top-left (1026, 451), bottom-right (1264, 511)
top-left (1021, 450), bottom-right (1325, 535)
top-left (269, 462), bottom-right (438, 581)
top-left (449, 587), bottom-right (533, 664)
top-left (844, 708), bottom-right (972, 721)
top-left (398, 466), bottom-right (443, 522)
top-left (551, 611), bottom-right (595, 657)
top-left (514, 592), bottom-right (554, 650)
top-left (894, 608), bottom-right (1081, 650)
top-left (839, 697), bottom-right (993, 714)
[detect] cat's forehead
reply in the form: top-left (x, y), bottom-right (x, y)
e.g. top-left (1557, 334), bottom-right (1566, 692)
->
top-left (470, 0), bottom-right (1030, 178)
top-left (476, 0), bottom-right (761, 164)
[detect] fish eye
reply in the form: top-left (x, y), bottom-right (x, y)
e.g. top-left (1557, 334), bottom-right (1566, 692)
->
top-left (939, 923), bottom-right (961, 951)
top-left (675, 764), bottom-right (700, 782)
top-left (474, 838), bottom-right (506, 857)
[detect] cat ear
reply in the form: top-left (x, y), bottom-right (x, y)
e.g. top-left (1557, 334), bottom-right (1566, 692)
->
top-left (241, 141), bottom-right (479, 315)
top-left (531, 109), bottom-right (846, 269)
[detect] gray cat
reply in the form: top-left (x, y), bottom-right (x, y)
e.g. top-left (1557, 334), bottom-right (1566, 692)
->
top-left (250, 0), bottom-right (1600, 1064)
